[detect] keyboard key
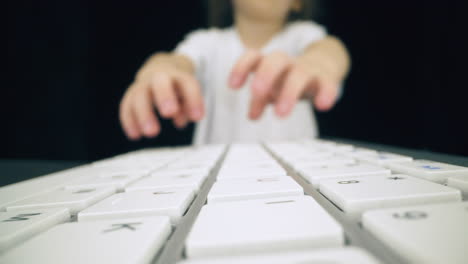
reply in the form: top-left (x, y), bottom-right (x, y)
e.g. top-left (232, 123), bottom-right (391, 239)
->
top-left (64, 173), bottom-right (144, 192)
top-left (447, 175), bottom-right (468, 197)
top-left (354, 152), bottom-right (413, 166)
top-left (126, 171), bottom-right (207, 192)
top-left (5, 187), bottom-right (116, 215)
top-left (207, 177), bottom-right (303, 203)
top-left (179, 247), bottom-right (381, 264)
top-left (339, 147), bottom-right (377, 155)
top-left (298, 164), bottom-right (391, 188)
top-left (279, 152), bottom-right (335, 164)
top-left (154, 167), bottom-right (211, 177)
top-left (319, 174), bottom-right (461, 217)
top-left (79, 188), bottom-right (194, 225)
top-left (0, 217), bottom-right (171, 264)
top-left (185, 196), bottom-right (343, 258)
top-left (216, 168), bottom-right (287, 180)
top-left (292, 158), bottom-right (357, 169)
top-left (386, 160), bottom-right (468, 183)
top-left (0, 165), bottom-right (91, 210)
top-left (0, 208), bottom-right (70, 252)
top-left (363, 202), bottom-right (468, 264)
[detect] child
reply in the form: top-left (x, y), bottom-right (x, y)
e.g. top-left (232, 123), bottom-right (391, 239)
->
top-left (119, 0), bottom-right (350, 145)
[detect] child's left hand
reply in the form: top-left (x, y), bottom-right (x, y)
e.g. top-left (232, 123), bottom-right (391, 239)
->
top-left (228, 37), bottom-right (348, 120)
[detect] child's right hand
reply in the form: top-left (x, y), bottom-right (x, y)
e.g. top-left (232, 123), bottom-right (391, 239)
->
top-left (119, 53), bottom-right (204, 140)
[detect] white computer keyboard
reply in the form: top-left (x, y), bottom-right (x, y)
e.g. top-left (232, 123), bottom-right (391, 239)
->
top-left (1, 140), bottom-right (468, 264)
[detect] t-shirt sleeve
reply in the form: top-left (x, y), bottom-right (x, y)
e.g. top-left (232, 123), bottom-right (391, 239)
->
top-left (174, 29), bottom-right (217, 77)
top-left (288, 21), bottom-right (328, 55)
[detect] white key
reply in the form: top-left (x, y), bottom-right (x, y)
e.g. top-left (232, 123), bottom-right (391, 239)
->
top-left (79, 188), bottom-right (194, 225)
top-left (215, 174), bottom-right (288, 182)
top-left (280, 152), bottom-right (335, 164)
top-left (0, 208), bottom-right (70, 252)
top-left (354, 152), bottom-right (413, 166)
top-left (0, 165), bottom-right (91, 210)
top-left (341, 147), bottom-right (378, 156)
top-left (126, 172), bottom-right (207, 192)
top-left (64, 173), bottom-right (144, 192)
top-left (179, 247), bottom-right (381, 264)
top-left (207, 177), bottom-right (303, 203)
top-left (5, 187), bottom-right (116, 215)
top-left (363, 202), bottom-right (468, 264)
top-left (0, 217), bottom-right (171, 264)
top-left (152, 168), bottom-right (210, 179)
top-left (447, 175), bottom-right (468, 197)
top-left (185, 196), bottom-right (343, 258)
top-left (319, 174), bottom-right (461, 217)
top-left (221, 161), bottom-right (283, 171)
top-left (166, 161), bottom-right (213, 171)
top-left (217, 170), bottom-right (287, 180)
top-left (298, 164), bottom-right (391, 188)
top-left (386, 160), bottom-right (468, 183)
top-left (77, 166), bottom-right (152, 178)
top-left (290, 156), bottom-right (356, 169)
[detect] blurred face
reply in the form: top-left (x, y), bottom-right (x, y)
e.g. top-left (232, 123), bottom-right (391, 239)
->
top-left (233, 0), bottom-right (298, 23)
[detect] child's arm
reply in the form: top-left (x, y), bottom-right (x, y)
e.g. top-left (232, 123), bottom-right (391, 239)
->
top-left (229, 36), bottom-right (350, 119)
top-left (119, 52), bottom-right (204, 140)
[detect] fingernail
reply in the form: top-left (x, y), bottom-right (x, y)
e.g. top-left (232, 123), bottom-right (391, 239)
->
top-left (276, 101), bottom-right (291, 117)
top-left (161, 100), bottom-right (176, 116)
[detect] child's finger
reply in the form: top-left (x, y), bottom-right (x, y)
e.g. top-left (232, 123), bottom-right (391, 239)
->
top-left (119, 87), bottom-right (142, 140)
top-left (314, 78), bottom-right (339, 111)
top-left (150, 73), bottom-right (180, 118)
top-left (173, 110), bottom-right (189, 129)
top-left (275, 67), bottom-right (312, 118)
top-left (249, 95), bottom-right (269, 120)
top-left (251, 51), bottom-right (292, 97)
top-left (132, 87), bottom-right (161, 137)
top-left (175, 73), bottom-right (205, 121)
top-left (229, 50), bottom-right (262, 89)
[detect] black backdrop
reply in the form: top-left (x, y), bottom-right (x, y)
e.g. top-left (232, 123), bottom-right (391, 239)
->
top-left (5, 0), bottom-right (468, 161)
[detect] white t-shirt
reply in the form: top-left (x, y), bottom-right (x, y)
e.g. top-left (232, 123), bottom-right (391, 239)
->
top-left (175, 21), bottom-right (327, 145)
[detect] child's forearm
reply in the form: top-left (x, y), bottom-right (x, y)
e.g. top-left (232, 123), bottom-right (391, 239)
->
top-left (300, 36), bottom-right (351, 82)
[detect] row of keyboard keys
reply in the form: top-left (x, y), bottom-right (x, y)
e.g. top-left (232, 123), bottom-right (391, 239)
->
top-left (0, 146), bottom-right (224, 263)
top-left (0, 165), bottom-right (94, 211)
top-left (127, 169), bottom-right (209, 192)
top-left (64, 172), bottom-right (145, 192)
top-left (207, 176), bottom-right (303, 203)
top-left (185, 196), bottom-right (343, 258)
top-left (0, 217), bottom-right (172, 264)
top-left (298, 163), bottom-right (391, 188)
top-left (5, 187), bottom-right (116, 215)
top-left (79, 187), bottom-right (195, 225)
top-left (363, 202), bottom-right (468, 264)
top-left (351, 151), bottom-right (413, 166)
top-left (180, 247), bottom-right (381, 264)
top-left (386, 159), bottom-right (468, 184)
top-left (319, 174), bottom-right (461, 218)
top-left (0, 208), bottom-right (70, 253)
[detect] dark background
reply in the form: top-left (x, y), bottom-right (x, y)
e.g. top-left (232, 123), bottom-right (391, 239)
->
top-left (5, 0), bottom-right (468, 162)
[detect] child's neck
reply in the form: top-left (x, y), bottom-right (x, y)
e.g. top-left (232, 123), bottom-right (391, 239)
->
top-left (235, 14), bottom-right (286, 49)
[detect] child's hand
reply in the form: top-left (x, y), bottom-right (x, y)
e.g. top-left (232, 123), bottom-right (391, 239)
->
top-left (228, 38), bottom-right (348, 120)
top-left (119, 54), bottom-right (204, 140)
